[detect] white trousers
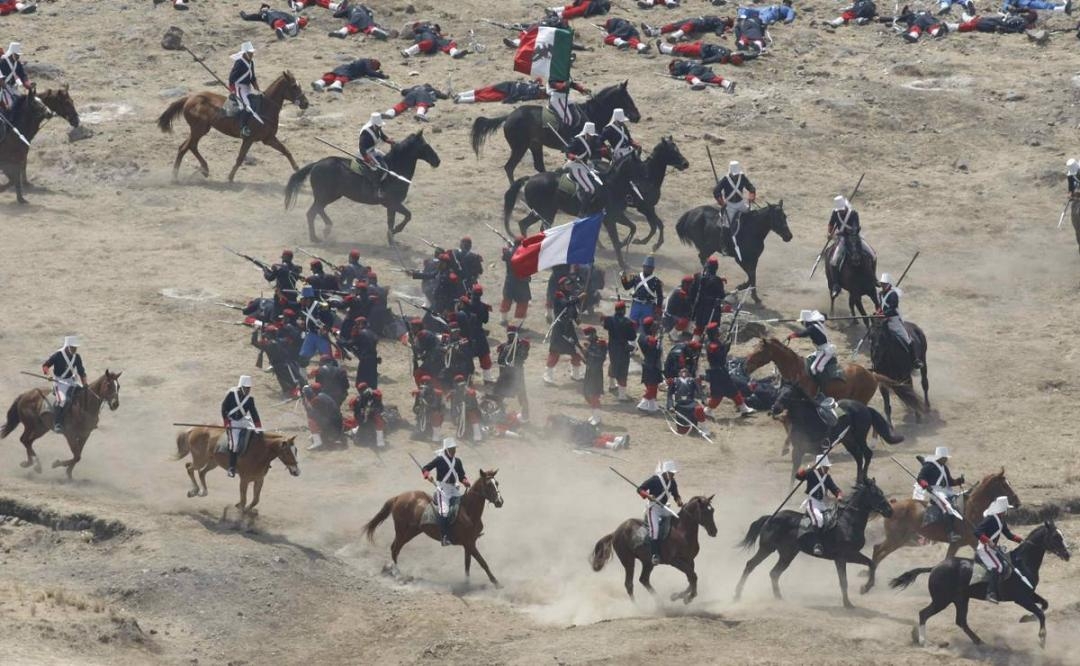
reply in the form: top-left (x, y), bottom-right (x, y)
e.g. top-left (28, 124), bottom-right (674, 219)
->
top-left (227, 416), bottom-right (254, 452)
top-left (549, 91), bottom-right (570, 124)
top-left (976, 543), bottom-right (1003, 572)
top-left (802, 496), bottom-right (826, 527)
top-left (565, 160), bottom-right (595, 193)
top-left (810, 347), bottom-right (834, 375)
top-left (434, 483), bottom-right (462, 517)
top-left (886, 316), bottom-right (912, 345)
top-left (53, 378), bottom-right (77, 407)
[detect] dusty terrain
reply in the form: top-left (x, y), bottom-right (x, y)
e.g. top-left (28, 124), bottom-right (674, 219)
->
top-left (2, 0), bottom-right (1080, 664)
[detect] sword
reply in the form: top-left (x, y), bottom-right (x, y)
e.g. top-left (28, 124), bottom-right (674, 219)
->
top-left (851, 249), bottom-right (919, 359)
top-left (172, 422), bottom-right (230, 429)
top-left (313, 136), bottom-right (412, 184)
top-left (764, 425), bottom-right (850, 524)
top-left (609, 466), bottom-right (680, 518)
top-left (1057, 198), bottom-right (1072, 230)
top-left (810, 172), bottom-right (864, 280)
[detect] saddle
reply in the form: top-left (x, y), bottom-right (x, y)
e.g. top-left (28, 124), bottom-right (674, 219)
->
top-left (420, 497), bottom-right (461, 528)
top-left (970, 548), bottom-right (1015, 586)
top-left (556, 171), bottom-right (577, 196)
top-left (632, 517), bottom-right (673, 549)
top-left (797, 509), bottom-right (838, 539)
top-left (220, 93), bottom-right (264, 119)
top-left (214, 431), bottom-right (252, 457)
top-left (542, 105), bottom-right (584, 141)
top-left (805, 355), bottom-right (844, 383)
top-left (921, 493), bottom-right (965, 527)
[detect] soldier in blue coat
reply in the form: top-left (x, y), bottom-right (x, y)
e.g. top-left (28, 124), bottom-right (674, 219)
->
top-left (638, 461), bottom-right (683, 564)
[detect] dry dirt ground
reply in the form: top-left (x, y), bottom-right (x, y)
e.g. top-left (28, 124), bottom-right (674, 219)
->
top-left (2, 0), bottom-right (1080, 664)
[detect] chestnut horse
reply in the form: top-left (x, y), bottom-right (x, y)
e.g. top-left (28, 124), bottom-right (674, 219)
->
top-left (860, 468), bottom-right (1020, 593)
top-left (590, 495), bottom-right (718, 604)
top-left (363, 469), bottom-right (504, 586)
top-left (157, 71), bottom-right (309, 182)
top-left (745, 337), bottom-right (902, 418)
top-left (1, 371), bottom-right (122, 479)
top-left (174, 426), bottom-right (300, 517)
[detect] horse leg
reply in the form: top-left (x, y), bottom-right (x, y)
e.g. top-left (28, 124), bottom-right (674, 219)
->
top-left (185, 462), bottom-right (201, 497)
top-left (1014, 595), bottom-right (1047, 647)
top-left (768, 546), bottom-right (798, 600)
top-left (389, 201), bottom-right (412, 235)
top-left (618, 548), bottom-right (636, 599)
top-left (227, 139), bottom-right (256, 183)
top-left (516, 211), bottom-right (540, 238)
top-left (464, 549), bottom-right (472, 578)
top-left (953, 596), bottom-right (984, 646)
top-left (834, 560), bottom-right (854, 609)
top-left (735, 544), bottom-right (776, 601)
top-left (505, 143), bottom-right (529, 184)
top-left (638, 560), bottom-right (657, 596)
top-left (879, 385), bottom-right (893, 426)
top-left (465, 543), bottom-right (500, 588)
top-left (51, 436), bottom-right (83, 480)
top-left (865, 532), bottom-right (906, 594)
top-left (528, 141), bottom-right (545, 173)
top-left (914, 598), bottom-right (950, 646)
top-left (18, 428), bottom-right (40, 471)
top-left (920, 364), bottom-right (930, 411)
top-left (197, 462), bottom-right (214, 496)
top-left (670, 559), bottom-right (698, 604)
top-left (186, 131), bottom-right (211, 178)
top-left (245, 477), bottom-right (264, 516)
top-left (262, 136), bottom-right (300, 171)
top-left (236, 478), bottom-right (250, 513)
top-left (605, 217), bottom-right (628, 269)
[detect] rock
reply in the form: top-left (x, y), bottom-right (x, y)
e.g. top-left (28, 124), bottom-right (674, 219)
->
top-left (404, 4), bottom-right (416, 13)
top-left (159, 87), bottom-right (187, 99)
top-left (161, 27), bottom-right (184, 51)
top-left (1003, 91), bottom-right (1026, 102)
top-left (24, 62), bottom-right (64, 80)
top-left (68, 126), bottom-right (94, 143)
top-left (1026, 29), bottom-right (1048, 46)
top-left (953, 158), bottom-right (969, 173)
top-left (703, 132), bottom-right (725, 145)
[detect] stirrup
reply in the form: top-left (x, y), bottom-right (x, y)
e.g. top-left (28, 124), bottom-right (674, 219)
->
top-left (227, 467), bottom-right (237, 478)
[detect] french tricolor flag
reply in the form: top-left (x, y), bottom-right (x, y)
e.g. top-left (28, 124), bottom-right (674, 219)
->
top-left (511, 213), bottom-right (604, 279)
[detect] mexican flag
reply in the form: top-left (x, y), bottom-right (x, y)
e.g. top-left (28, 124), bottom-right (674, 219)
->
top-left (513, 26), bottom-right (573, 80)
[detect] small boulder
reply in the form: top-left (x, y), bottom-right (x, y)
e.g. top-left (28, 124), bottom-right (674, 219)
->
top-left (68, 126), bottom-right (94, 143)
top-left (161, 26), bottom-right (184, 51)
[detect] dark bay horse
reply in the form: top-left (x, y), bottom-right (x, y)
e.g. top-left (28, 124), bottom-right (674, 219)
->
top-left (1, 371), bottom-right (122, 479)
top-left (675, 202), bottom-right (793, 303)
top-left (590, 495), bottom-right (717, 603)
top-left (502, 153), bottom-right (647, 268)
top-left (0, 87), bottom-right (81, 203)
top-left (1070, 197), bottom-right (1080, 255)
top-left (621, 136), bottom-right (690, 251)
top-left (174, 426), bottom-right (300, 517)
top-left (868, 318), bottom-right (929, 423)
top-left (471, 81), bottom-right (642, 184)
top-left (890, 521), bottom-right (1070, 648)
top-left (284, 131), bottom-right (440, 244)
top-left (363, 469), bottom-right (504, 586)
top-left (157, 71), bottom-right (309, 182)
top-left (735, 478), bottom-right (893, 608)
top-left (770, 383), bottom-right (903, 483)
top-left (863, 469), bottom-right (1020, 593)
top-left (824, 242), bottom-right (879, 323)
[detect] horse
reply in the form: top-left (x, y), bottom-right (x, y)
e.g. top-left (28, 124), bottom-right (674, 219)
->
top-left (744, 337), bottom-right (901, 415)
top-left (735, 478), bottom-right (893, 608)
top-left (0, 86), bottom-right (81, 203)
top-left (1070, 197), bottom-right (1080, 255)
top-left (590, 495), bottom-right (717, 603)
top-left (824, 241), bottom-right (880, 323)
top-left (867, 318), bottom-right (929, 423)
top-left (675, 202), bottom-right (793, 303)
top-left (470, 81), bottom-right (642, 184)
top-left (284, 131), bottom-right (441, 244)
top-left (862, 469), bottom-right (1020, 593)
top-left (157, 71), bottom-right (309, 182)
top-left (769, 383), bottom-right (903, 483)
top-left (362, 469), bottom-right (504, 587)
top-left (890, 521), bottom-right (1070, 649)
top-left (1, 371), bottom-right (122, 479)
top-left (502, 152), bottom-right (647, 268)
top-left (620, 136), bottom-right (690, 251)
top-left (174, 426), bottom-right (300, 517)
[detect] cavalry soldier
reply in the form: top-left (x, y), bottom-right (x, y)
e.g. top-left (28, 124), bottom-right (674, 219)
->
top-left (545, 287), bottom-right (585, 384)
top-left (302, 383), bottom-right (343, 451)
top-left (453, 78), bottom-right (548, 105)
top-left (42, 335), bottom-right (87, 433)
top-left (305, 259), bottom-right (340, 293)
top-left (827, 195), bottom-right (861, 273)
top-left (422, 438), bottom-right (471, 546)
top-left (975, 495), bottom-right (1022, 604)
top-left (690, 258), bottom-right (728, 336)
top-left (603, 301), bottom-right (636, 401)
top-left (656, 40), bottom-right (755, 65)
top-left (381, 83), bottom-right (449, 123)
top-left (637, 316), bottom-right (664, 413)
top-left (663, 276), bottom-right (694, 340)
top-left (311, 353), bottom-right (349, 406)
top-left (220, 375), bottom-right (263, 477)
top-left (240, 3), bottom-right (308, 39)
top-left (1068, 158), bottom-right (1079, 198)
top-left (339, 249), bottom-right (369, 285)
top-left (786, 310), bottom-right (835, 401)
top-left (915, 446), bottom-right (966, 543)
top-left (601, 17), bottom-right (652, 53)
top-left (796, 455), bottom-right (843, 556)
top-left (298, 286), bottom-right (335, 366)
top-left (602, 108), bottom-right (639, 161)
top-left (638, 460), bottom-right (683, 564)
top-left (548, 75), bottom-right (591, 130)
top-left (713, 161), bottom-right (757, 261)
top-left (702, 322), bottom-right (755, 417)
top-left (453, 237), bottom-right (484, 289)
top-left (263, 249), bottom-right (302, 296)
top-left (877, 273), bottom-right (919, 367)
top-left (581, 326), bottom-right (608, 423)
top-left (313, 58), bottom-right (387, 93)
top-left (499, 236), bottom-right (531, 325)
top-left (329, 2), bottom-right (392, 39)
top-left (667, 59), bottom-right (736, 93)
top-left (227, 41), bottom-right (259, 138)
top-left (358, 112), bottom-right (395, 195)
top-left (620, 255), bottom-right (663, 328)
top-left (412, 374), bottom-right (445, 442)
top-left (667, 367), bottom-right (709, 437)
top-left (564, 122), bottom-right (605, 204)
top-left (493, 325), bottom-right (531, 421)
top-left (0, 42), bottom-right (31, 133)
top-left (401, 22), bottom-right (468, 59)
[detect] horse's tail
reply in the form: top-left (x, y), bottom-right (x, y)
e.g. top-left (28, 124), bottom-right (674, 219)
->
top-left (870, 372), bottom-right (907, 389)
top-left (0, 397), bottom-right (19, 439)
top-left (590, 533), bottom-right (615, 572)
top-left (738, 515), bottom-right (769, 550)
top-left (868, 407), bottom-right (904, 445)
top-left (172, 430), bottom-right (191, 461)
top-left (284, 161), bottom-right (317, 210)
top-left (889, 567), bottom-right (932, 590)
top-left (363, 499), bottom-right (393, 543)
top-left (157, 98), bottom-right (187, 133)
top-left (674, 209), bottom-right (697, 246)
top-left (470, 114), bottom-right (508, 157)
top-left (502, 177), bottom-right (528, 233)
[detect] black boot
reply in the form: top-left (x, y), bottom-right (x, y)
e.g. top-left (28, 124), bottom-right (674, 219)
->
top-left (650, 538), bottom-right (661, 565)
top-left (813, 529), bottom-right (824, 556)
top-left (986, 570), bottom-right (999, 604)
top-left (945, 515), bottom-right (960, 543)
top-left (228, 451), bottom-right (238, 478)
top-left (52, 402), bottom-right (64, 433)
top-left (439, 515), bottom-right (452, 546)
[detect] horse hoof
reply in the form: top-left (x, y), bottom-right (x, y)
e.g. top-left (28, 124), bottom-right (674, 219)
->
top-left (843, 601), bottom-right (856, 610)
top-left (187, 489), bottom-right (198, 498)
top-left (860, 583), bottom-right (873, 594)
top-left (492, 580), bottom-right (502, 590)
top-left (911, 626), bottom-right (922, 646)
top-left (19, 461), bottom-right (30, 468)
top-left (51, 460), bottom-right (62, 469)
top-left (199, 490), bottom-right (207, 497)
top-left (309, 235), bottom-right (321, 243)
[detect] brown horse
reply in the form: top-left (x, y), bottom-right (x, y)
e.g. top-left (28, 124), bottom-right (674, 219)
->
top-left (590, 495), bottom-right (718, 603)
top-left (1, 371), bottom-right (122, 479)
top-left (860, 468), bottom-right (1020, 593)
top-left (363, 470), bottom-right (504, 586)
top-left (174, 426), bottom-right (300, 517)
top-left (0, 86), bottom-right (81, 203)
top-left (745, 337), bottom-right (900, 413)
top-left (157, 71), bottom-right (309, 182)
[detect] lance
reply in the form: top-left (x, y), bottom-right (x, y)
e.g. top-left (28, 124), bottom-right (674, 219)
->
top-left (313, 136), bottom-right (412, 184)
top-left (809, 172), bottom-right (864, 280)
top-left (182, 46), bottom-right (264, 125)
top-left (889, 457), bottom-right (966, 522)
top-left (751, 314), bottom-right (874, 324)
top-left (0, 111), bottom-right (30, 147)
top-left (545, 121), bottom-right (570, 149)
top-left (609, 466), bottom-right (680, 517)
top-left (1058, 199), bottom-right (1072, 230)
top-left (20, 371), bottom-right (103, 401)
top-left (765, 426), bottom-right (850, 524)
top-left (851, 249), bottom-right (920, 358)
top-left (172, 422), bottom-right (230, 429)
top-left (705, 145), bottom-right (720, 187)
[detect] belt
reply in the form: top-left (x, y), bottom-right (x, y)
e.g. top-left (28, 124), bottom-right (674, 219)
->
top-left (633, 298), bottom-right (654, 304)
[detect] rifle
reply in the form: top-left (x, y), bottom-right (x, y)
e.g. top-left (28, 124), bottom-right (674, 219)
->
top-left (481, 17), bottom-right (523, 30)
top-left (765, 425), bottom-right (850, 525)
top-left (399, 297), bottom-right (449, 328)
top-left (662, 406), bottom-right (715, 444)
top-left (313, 136), bottom-right (412, 184)
top-left (1057, 198), bottom-right (1072, 230)
top-left (609, 466), bottom-right (680, 518)
top-left (418, 235), bottom-right (466, 275)
top-left (724, 287), bottom-right (752, 344)
top-left (370, 77), bottom-right (403, 93)
top-left (850, 250), bottom-right (919, 359)
top-left (483, 222), bottom-right (514, 246)
top-left (296, 247), bottom-right (341, 273)
top-left (809, 172), bottom-right (864, 280)
top-left (225, 246), bottom-right (272, 273)
top-left (216, 302), bottom-right (245, 311)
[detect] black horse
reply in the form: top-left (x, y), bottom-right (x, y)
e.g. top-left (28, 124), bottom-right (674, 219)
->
top-left (622, 137), bottom-right (690, 251)
top-left (284, 131), bottom-right (441, 244)
top-left (770, 383), bottom-right (903, 483)
top-left (471, 81), bottom-right (642, 184)
top-left (735, 478), bottom-right (893, 608)
top-left (674, 203), bottom-right (793, 303)
top-left (502, 153), bottom-right (647, 269)
top-left (868, 318), bottom-right (929, 423)
top-left (824, 241), bottom-right (879, 323)
top-left (890, 521), bottom-right (1070, 649)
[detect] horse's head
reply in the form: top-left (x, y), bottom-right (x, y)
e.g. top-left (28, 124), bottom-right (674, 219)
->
top-left (475, 468), bottom-right (503, 508)
top-left (682, 495), bottom-right (718, 537)
top-left (40, 85), bottom-right (80, 128)
top-left (274, 435), bottom-right (301, 476)
top-left (280, 71), bottom-right (309, 110)
top-left (768, 200), bottom-right (793, 242)
top-left (744, 337), bottom-right (773, 374)
top-left (99, 369), bottom-right (122, 411)
top-left (1038, 520), bottom-right (1071, 562)
top-left (852, 478), bottom-right (893, 517)
top-left (653, 135), bottom-right (689, 171)
top-left (394, 130), bottom-right (441, 169)
top-left (979, 468), bottom-right (1020, 510)
top-left (597, 80), bottom-right (641, 122)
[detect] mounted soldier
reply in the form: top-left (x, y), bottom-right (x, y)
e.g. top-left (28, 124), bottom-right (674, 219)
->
top-left (975, 495), bottom-right (1022, 604)
top-left (602, 107), bottom-right (639, 161)
top-left (796, 455), bottom-right (844, 556)
top-left (712, 160), bottom-right (756, 261)
top-left (42, 336), bottom-right (87, 433)
top-left (638, 460), bottom-right (683, 564)
top-left (547, 74), bottom-right (591, 130)
top-left (0, 41), bottom-right (31, 139)
top-left (227, 41), bottom-right (260, 138)
top-left (826, 195), bottom-right (869, 291)
top-left (564, 121), bottom-right (605, 204)
top-left (876, 272), bottom-right (919, 367)
top-left (786, 309), bottom-right (836, 406)
top-left (620, 255), bottom-right (663, 328)
top-left (421, 437), bottom-right (471, 545)
top-left (220, 375), bottom-right (263, 477)
top-left (358, 111), bottom-right (395, 196)
top-left (915, 446), bottom-right (966, 543)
